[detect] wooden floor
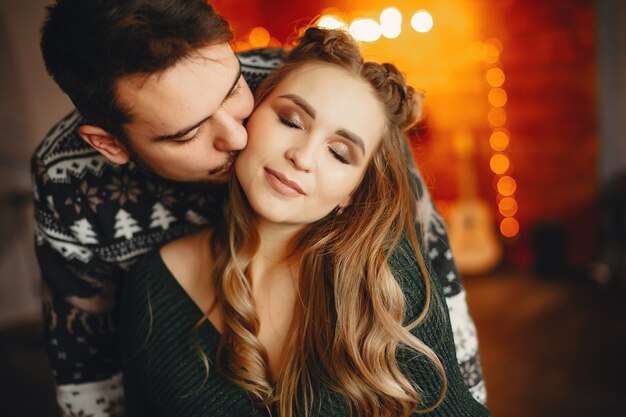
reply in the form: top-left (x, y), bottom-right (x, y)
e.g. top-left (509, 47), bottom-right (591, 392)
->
top-left (1, 269), bottom-right (625, 417)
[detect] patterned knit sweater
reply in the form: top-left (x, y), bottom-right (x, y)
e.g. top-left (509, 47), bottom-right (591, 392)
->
top-left (120, 246), bottom-right (490, 417)
top-left (32, 47), bottom-right (485, 416)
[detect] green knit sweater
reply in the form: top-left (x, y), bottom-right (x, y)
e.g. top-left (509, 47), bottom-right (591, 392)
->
top-left (120, 239), bottom-right (491, 417)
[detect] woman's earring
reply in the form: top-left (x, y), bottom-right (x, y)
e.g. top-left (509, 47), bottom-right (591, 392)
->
top-left (335, 206), bottom-right (345, 216)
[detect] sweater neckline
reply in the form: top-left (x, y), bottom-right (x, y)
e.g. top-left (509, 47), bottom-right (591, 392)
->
top-left (151, 250), bottom-right (223, 338)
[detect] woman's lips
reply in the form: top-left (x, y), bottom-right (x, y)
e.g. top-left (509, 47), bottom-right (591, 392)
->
top-left (264, 168), bottom-right (306, 197)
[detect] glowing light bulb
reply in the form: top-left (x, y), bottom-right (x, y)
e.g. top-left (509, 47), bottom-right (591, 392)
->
top-left (411, 10), bottom-right (433, 33)
top-left (317, 15), bottom-right (347, 30)
top-left (350, 19), bottom-right (381, 42)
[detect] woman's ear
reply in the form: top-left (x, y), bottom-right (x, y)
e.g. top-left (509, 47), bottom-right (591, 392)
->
top-left (338, 195), bottom-right (353, 210)
top-left (77, 124), bottom-right (130, 165)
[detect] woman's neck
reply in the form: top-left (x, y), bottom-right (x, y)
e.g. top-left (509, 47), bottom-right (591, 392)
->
top-left (249, 219), bottom-right (302, 285)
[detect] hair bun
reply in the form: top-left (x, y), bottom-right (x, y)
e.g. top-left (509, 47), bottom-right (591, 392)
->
top-left (361, 62), bottom-right (423, 130)
top-left (286, 27), bottom-right (363, 71)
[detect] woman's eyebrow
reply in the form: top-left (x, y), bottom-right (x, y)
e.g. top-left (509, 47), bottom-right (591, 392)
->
top-left (278, 94), bottom-right (316, 119)
top-left (335, 129), bottom-right (365, 154)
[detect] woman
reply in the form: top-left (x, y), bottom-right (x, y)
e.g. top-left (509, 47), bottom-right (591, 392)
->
top-left (121, 27), bottom-right (490, 417)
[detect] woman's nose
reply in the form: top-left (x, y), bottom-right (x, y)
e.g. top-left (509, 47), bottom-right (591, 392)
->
top-left (285, 141), bottom-right (315, 172)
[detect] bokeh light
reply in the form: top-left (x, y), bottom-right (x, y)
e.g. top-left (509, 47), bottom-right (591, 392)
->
top-left (488, 88), bottom-right (508, 108)
top-left (497, 176), bottom-right (517, 196)
top-left (488, 108), bottom-right (507, 127)
top-left (248, 27), bottom-right (270, 48)
top-left (350, 18), bottom-right (381, 42)
top-left (490, 130), bottom-right (510, 151)
top-left (486, 68), bottom-right (505, 87)
top-left (411, 10), bottom-right (433, 33)
top-left (499, 197), bottom-right (518, 216)
top-left (500, 217), bottom-right (520, 238)
top-left (380, 7), bottom-right (402, 26)
top-left (317, 15), bottom-right (347, 30)
top-left (490, 153), bottom-right (510, 174)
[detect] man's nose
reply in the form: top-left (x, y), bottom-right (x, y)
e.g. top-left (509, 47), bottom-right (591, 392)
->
top-left (212, 110), bottom-right (248, 152)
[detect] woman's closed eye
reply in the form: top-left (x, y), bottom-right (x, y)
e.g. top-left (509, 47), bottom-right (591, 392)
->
top-left (328, 143), bottom-right (352, 164)
top-left (278, 113), bottom-right (304, 129)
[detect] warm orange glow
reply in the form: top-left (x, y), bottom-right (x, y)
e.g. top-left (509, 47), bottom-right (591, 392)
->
top-left (490, 130), bottom-right (509, 151)
top-left (317, 15), bottom-right (347, 30)
top-left (486, 68), bottom-right (505, 87)
top-left (485, 37), bottom-right (503, 53)
top-left (500, 217), bottom-right (519, 237)
top-left (484, 44), bottom-right (500, 64)
top-left (499, 197), bottom-right (518, 216)
top-left (468, 41), bottom-right (486, 62)
top-left (435, 199), bottom-right (451, 219)
top-left (490, 153), bottom-right (510, 174)
top-left (497, 176), bottom-right (517, 196)
top-left (233, 40), bottom-right (251, 52)
top-left (350, 18), bottom-right (381, 42)
top-left (488, 88), bottom-right (508, 107)
top-left (248, 27), bottom-right (270, 48)
top-left (488, 108), bottom-right (507, 127)
top-left (411, 10), bottom-right (433, 33)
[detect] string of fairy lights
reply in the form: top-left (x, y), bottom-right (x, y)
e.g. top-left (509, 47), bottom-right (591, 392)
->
top-left (482, 43), bottom-right (520, 239)
top-left (238, 7), bottom-right (519, 239)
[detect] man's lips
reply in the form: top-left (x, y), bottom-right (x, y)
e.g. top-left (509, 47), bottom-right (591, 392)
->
top-left (264, 168), bottom-right (306, 196)
top-left (208, 155), bottom-right (236, 176)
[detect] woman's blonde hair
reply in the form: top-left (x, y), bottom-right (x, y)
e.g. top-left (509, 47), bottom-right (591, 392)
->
top-left (205, 27), bottom-right (446, 417)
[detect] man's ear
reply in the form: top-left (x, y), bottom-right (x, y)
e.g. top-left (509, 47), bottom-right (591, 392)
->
top-left (77, 124), bottom-right (130, 165)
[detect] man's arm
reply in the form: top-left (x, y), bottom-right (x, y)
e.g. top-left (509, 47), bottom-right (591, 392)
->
top-left (402, 140), bottom-right (487, 405)
top-left (32, 138), bottom-right (125, 417)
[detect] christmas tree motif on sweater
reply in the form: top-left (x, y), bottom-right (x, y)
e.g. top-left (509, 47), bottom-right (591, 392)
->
top-left (185, 209), bottom-right (209, 226)
top-left (70, 219), bottom-right (99, 245)
top-left (113, 209), bottom-right (142, 240)
top-left (149, 202), bottom-right (176, 230)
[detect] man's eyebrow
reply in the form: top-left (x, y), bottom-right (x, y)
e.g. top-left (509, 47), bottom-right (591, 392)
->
top-left (152, 60), bottom-right (242, 142)
top-left (335, 129), bottom-right (365, 154)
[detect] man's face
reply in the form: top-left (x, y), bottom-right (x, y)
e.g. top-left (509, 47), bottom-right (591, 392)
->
top-left (115, 43), bottom-right (254, 183)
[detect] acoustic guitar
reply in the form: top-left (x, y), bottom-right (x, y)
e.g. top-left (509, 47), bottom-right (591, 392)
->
top-left (447, 130), bottom-right (503, 275)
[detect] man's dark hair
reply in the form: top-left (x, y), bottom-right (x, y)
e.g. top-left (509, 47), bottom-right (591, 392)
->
top-left (40, 0), bottom-right (233, 140)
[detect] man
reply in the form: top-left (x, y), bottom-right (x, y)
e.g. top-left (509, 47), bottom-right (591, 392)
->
top-left (34, 0), bottom-right (485, 415)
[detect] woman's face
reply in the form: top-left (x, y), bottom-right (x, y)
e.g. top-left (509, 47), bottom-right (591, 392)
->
top-left (235, 63), bottom-right (386, 226)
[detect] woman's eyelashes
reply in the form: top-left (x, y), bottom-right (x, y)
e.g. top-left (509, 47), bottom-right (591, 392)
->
top-left (278, 113), bottom-right (303, 129)
top-left (328, 144), bottom-right (351, 164)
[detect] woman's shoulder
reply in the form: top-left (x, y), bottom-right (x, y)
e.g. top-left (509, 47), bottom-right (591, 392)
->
top-left (159, 228), bottom-right (213, 283)
top-left (159, 228), bottom-right (217, 314)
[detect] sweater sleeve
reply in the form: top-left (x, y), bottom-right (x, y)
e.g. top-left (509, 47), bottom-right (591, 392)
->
top-left (390, 236), bottom-right (491, 417)
top-left (402, 139), bottom-right (487, 404)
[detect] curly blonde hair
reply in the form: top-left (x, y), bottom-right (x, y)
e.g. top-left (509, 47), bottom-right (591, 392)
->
top-left (204, 27), bottom-right (446, 417)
